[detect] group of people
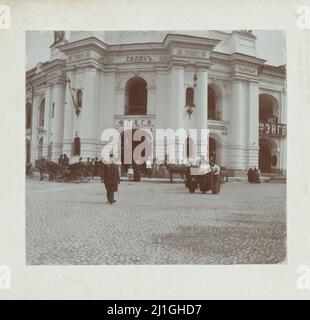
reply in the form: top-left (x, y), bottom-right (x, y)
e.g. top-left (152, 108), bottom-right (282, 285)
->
top-left (58, 154), bottom-right (70, 168)
top-left (126, 157), bottom-right (153, 181)
top-left (247, 166), bottom-right (261, 183)
top-left (80, 157), bottom-right (102, 177)
top-left (58, 153), bottom-right (121, 205)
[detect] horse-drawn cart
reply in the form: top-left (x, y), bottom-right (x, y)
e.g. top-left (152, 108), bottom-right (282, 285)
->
top-left (185, 164), bottom-right (221, 194)
top-left (35, 159), bottom-right (91, 183)
top-left (55, 162), bottom-right (91, 183)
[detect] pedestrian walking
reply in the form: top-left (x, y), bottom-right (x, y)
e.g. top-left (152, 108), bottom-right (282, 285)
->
top-left (145, 157), bottom-right (152, 178)
top-left (58, 154), bottom-right (64, 166)
top-left (100, 153), bottom-right (120, 204)
top-left (127, 165), bottom-right (134, 181)
top-left (63, 154), bottom-right (70, 168)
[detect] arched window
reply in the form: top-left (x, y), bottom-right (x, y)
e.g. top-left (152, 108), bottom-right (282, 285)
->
top-left (26, 102), bottom-right (32, 129)
top-left (39, 99), bottom-right (45, 127)
top-left (208, 86), bottom-right (216, 120)
top-left (259, 94), bottom-right (278, 122)
top-left (185, 136), bottom-right (195, 159)
top-left (125, 76), bottom-right (147, 115)
top-left (73, 137), bottom-right (81, 156)
top-left (186, 87), bottom-right (194, 107)
top-left (76, 89), bottom-right (83, 110)
top-left (207, 84), bottom-right (223, 121)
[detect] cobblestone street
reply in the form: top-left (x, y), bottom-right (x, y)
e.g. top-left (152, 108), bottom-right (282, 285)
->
top-left (26, 178), bottom-right (286, 265)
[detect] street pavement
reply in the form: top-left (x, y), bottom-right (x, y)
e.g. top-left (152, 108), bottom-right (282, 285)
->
top-left (26, 177), bottom-right (286, 265)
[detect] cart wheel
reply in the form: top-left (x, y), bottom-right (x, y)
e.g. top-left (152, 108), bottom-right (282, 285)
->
top-left (82, 175), bottom-right (91, 183)
top-left (189, 181), bottom-right (196, 193)
top-left (73, 171), bottom-right (83, 183)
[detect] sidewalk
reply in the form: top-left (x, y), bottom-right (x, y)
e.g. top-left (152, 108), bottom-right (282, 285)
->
top-left (28, 172), bottom-right (285, 183)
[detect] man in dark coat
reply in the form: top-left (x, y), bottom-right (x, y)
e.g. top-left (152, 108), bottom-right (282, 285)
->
top-left (101, 154), bottom-right (120, 204)
top-left (63, 154), bottom-right (69, 168)
top-left (58, 154), bottom-right (64, 166)
top-left (247, 167), bottom-right (254, 183)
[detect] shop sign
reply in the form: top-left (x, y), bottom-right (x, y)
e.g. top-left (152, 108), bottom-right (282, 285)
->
top-left (259, 122), bottom-right (287, 137)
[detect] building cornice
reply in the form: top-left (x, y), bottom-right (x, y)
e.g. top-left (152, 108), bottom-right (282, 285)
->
top-left (26, 59), bottom-right (66, 80)
top-left (260, 64), bottom-right (286, 78)
top-left (58, 37), bottom-right (108, 55)
top-left (229, 52), bottom-right (266, 66)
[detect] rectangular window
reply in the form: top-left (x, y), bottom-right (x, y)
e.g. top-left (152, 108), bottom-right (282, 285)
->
top-left (52, 103), bottom-right (55, 118)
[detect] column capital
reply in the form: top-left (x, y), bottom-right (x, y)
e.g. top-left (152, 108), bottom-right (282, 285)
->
top-left (196, 66), bottom-right (210, 73)
top-left (169, 64), bottom-right (185, 71)
top-left (84, 67), bottom-right (98, 73)
top-left (45, 82), bottom-right (55, 89)
top-left (49, 78), bottom-right (67, 87)
top-left (248, 79), bottom-right (259, 85)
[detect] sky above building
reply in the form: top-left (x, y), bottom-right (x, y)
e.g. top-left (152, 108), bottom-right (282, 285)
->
top-left (26, 30), bottom-right (286, 70)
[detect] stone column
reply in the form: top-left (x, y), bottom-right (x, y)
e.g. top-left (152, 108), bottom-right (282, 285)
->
top-left (80, 68), bottom-right (98, 158)
top-left (99, 72), bottom-right (116, 158)
top-left (169, 65), bottom-right (185, 162)
top-left (170, 66), bottom-right (185, 130)
top-left (229, 79), bottom-right (247, 172)
top-left (51, 82), bottom-right (66, 161)
top-left (42, 85), bottom-right (52, 158)
top-left (147, 86), bottom-right (156, 115)
top-left (154, 71), bottom-right (168, 164)
top-left (247, 81), bottom-right (259, 168)
top-left (30, 95), bottom-right (40, 161)
top-left (195, 68), bottom-right (208, 158)
top-left (63, 72), bottom-right (75, 156)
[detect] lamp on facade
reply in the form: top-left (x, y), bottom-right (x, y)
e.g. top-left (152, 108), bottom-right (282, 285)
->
top-left (185, 73), bottom-right (198, 119)
top-left (193, 73), bottom-right (198, 86)
top-left (66, 76), bottom-right (81, 117)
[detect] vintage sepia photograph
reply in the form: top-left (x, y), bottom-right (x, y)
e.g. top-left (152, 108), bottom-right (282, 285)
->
top-left (25, 30), bottom-right (287, 265)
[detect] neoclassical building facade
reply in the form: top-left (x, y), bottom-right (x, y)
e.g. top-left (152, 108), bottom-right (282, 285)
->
top-left (26, 31), bottom-right (287, 175)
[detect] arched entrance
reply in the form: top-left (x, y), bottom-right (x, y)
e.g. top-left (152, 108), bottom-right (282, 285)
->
top-left (208, 134), bottom-right (221, 164)
top-left (259, 141), bottom-right (271, 173)
top-left (209, 137), bottom-right (217, 162)
top-left (259, 138), bottom-right (278, 173)
top-left (125, 76), bottom-right (147, 115)
top-left (120, 128), bottom-right (153, 173)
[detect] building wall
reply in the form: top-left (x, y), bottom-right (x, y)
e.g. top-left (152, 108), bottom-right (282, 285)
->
top-left (26, 32), bottom-right (287, 175)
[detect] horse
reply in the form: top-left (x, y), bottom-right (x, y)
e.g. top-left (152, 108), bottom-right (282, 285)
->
top-left (160, 163), bottom-right (188, 182)
top-left (35, 159), bottom-right (61, 181)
